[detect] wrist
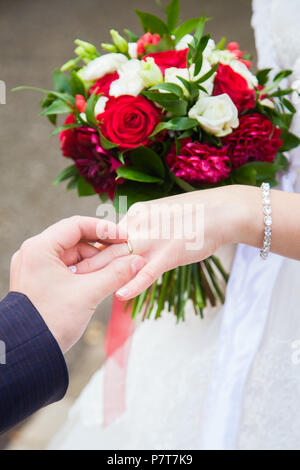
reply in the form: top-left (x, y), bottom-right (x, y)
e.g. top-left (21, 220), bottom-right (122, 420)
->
top-left (226, 184), bottom-right (263, 248)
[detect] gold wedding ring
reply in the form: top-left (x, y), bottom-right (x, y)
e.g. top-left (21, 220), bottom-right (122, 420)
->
top-left (127, 238), bottom-right (133, 255)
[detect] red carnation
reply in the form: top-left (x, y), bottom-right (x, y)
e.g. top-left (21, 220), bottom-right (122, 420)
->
top-left (60, 115), bottom-right (122, 199)
top-left (213, 63), bottom-right (256, 113)
top-left (90, 72), bottom-right (119, 96)
top-left (166, 138), bottom-right (231, 185)
top-left (99, 95), bottom-right (161, 149)
top-left (143, 48), bottom-right (188, 74)
top-left (222, 113), bottom-right (283, 169)
top-left (137, 32), bottom-right (161, 56)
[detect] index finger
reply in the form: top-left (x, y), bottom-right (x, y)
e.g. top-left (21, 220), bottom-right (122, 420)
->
top-left (40, 216), bottom-right (126, 253)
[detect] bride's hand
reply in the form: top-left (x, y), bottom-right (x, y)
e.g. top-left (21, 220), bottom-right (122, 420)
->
top-left (76, 185), bottom-right (261, 300)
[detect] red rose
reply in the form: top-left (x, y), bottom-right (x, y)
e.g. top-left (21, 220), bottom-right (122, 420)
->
top-left (143, 48), bottom-right (188, 74)
top-left (90, 72), bottom-right (119, 96)
top-left (213, 63), bottom-right (256, 113)
top-left (99, 95), bottom-right (161, 149)
top-left (222, 113), bottom-right (283, 169)
top-left (60, 115), bottom-right (121, 199)
top-left (166, 138), bottom-right (230, 185)
top-left (75, 94), bottom-right (86, 113)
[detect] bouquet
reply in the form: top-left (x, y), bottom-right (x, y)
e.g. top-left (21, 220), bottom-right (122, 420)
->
top-left (14, 0), bottom-right (300, 321)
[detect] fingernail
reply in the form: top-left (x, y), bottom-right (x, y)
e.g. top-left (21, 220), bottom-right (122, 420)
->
top-left (69, 265), bottom-right (77, 273)
top-left (131, 257), bottom-right (145, 275)
top-left (116, 287), bottom-right (128, 298)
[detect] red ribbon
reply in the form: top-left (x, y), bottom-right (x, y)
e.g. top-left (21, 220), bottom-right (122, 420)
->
top-left (103, 295), bottom-right (135, 427)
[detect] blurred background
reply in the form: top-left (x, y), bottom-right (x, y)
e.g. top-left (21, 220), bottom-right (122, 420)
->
top-left (0, 0), bottom-right (255, 450)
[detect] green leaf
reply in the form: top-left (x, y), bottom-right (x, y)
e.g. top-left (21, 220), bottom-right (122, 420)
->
top-left (99, 193), bottom-right (109, 203)
top-left (142, 90), bottom-right (187, 115)
top-left (174, 18), bottom-right (204, 42)
top-left (135, 9), bottom-right (169, 35)
top-left (85, 92), bottom-right (98, 126)
top-left (53, 69), bottom-right (72, 94)
top-left (256, 68), bottom-right (272, 87)
top-left (194, 15), bottom-right (209, 43)
top-left (273, 70), bottom-right (293, 82)
top-left (66, 176), bottom-right (79, 191)
top-left (123, 28), bottom-right (139, 42)
top-left (215, 36), bottom-right (226, 50)
top-left (151, 117), bottom-right (198, 136)
top-left (193, 34), bottom-right (210, 75)
top-left (149, 82), bottom-right (184, 99)
top-left (52, 165), bottom-right (79, 185)
top-left (268, 88), bottom-right (294, 98)
top-left (282, 98), bottom-right (296, 114)
top-left (129, 146), bottom-right (165, 178)
top-left (12, 86), bottom-right (76, 106)
top-left (70, 71), bottom-right (86, 97)
top-left (50, 122), bottom-right (81, 136)
top-left (99, 131), bottom-right (119, 149)
top-left (232, 161), bottom-right (281, 186)
top-left (231, 164), bottom-right (257, 185)
top-left (40, 99), bottom-right (72, 116)
top-left (113, 181), bottom-right (168, 212)
top-left (280, 131), bottom-right (300, 152)
top-left (274, 152), bottom-right (289, 171)
top-left (116, 166), bottom-right (163, 183)
top-left (171, 174), bottom-right (197, 192)
top-left (77, 176), bottom-right (96, 197)
top-left (195, 63), bottom-right (218, 84)
top-left (166, 0), bottom-right (180, 32)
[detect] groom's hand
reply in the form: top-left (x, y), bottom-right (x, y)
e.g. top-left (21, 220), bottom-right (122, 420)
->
top-left (9, 216), bottom-right (145, 352)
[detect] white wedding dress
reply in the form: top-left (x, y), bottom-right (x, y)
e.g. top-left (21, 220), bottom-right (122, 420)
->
top-left (49, 0), bottom-right (300, 450)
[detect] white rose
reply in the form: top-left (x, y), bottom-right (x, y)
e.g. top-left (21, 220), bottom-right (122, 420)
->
top-left (190, 58), bottom-right (215, 94)
top-left (109, 59), bottom-right (144, 97)
top-left (139, 57), bottom-right (163, 88)
top-left (229, 59), bottom-right (258, 88)
top-left (203, 38), bottom-right (216, 59)
top-left (128, 42), bottom-right (138, 59)
top-left (207, 48), bottom-right (236, 65)
top-left (80, 53), bottom-right (128, 81)
top-left (188, 93), bottom-right (239, 137)
top-left (175, 34), bottom-right (194, 50)
top-left (94, 96), bottom-right (109, 115)
top-left (164, 58), bottom-right (215, 96)
top-left (164, 67), bottom-right (190, 95)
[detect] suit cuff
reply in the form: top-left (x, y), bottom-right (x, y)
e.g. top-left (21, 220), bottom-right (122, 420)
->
top-left (0, 292), bottom-right (69, 433)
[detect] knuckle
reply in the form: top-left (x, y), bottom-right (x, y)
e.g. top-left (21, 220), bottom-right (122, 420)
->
top-left (69, 215), bottom-right (82, 225)
top-left (140, 265), bottom-right (157, 285)
top-left (20, 237), bottom-right (36, 253)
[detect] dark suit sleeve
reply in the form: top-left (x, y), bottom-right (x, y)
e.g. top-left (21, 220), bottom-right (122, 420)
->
top-left (0, 292), bottom-right (69, 434)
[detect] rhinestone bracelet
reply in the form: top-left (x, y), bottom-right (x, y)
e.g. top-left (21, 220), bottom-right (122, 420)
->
top-left (260, 182), bottom-right (272, 260)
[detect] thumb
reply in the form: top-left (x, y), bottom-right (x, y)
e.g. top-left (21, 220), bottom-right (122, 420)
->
top-left (80, 255), bottom-right (146, 304)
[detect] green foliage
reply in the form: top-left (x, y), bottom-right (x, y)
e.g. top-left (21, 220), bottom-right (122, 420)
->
top-left (113, 180), bottom-right (170, 213)
top-left (231, 161), bottom-right (281, 186)
top-left (85, 93), bottom-right (98, 127)
top-left (135, 9), bottom-right (169, 35)
top-left (77, 176), bottom-right (96, 197)
top-left (174, 18), bottom-right (206, 43)
top-left (166, 0), bottom-right (180, 32)
top-left (149, 82), bottom-right (184, 98)
top-left (142, 90), bottom-right (188, 115)
top-left (40, 99), bottom-right (72, 116)
top-left (52, 165), bottom-right (79, 186)
top-left (151, 117), bottom-right (198, 136)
